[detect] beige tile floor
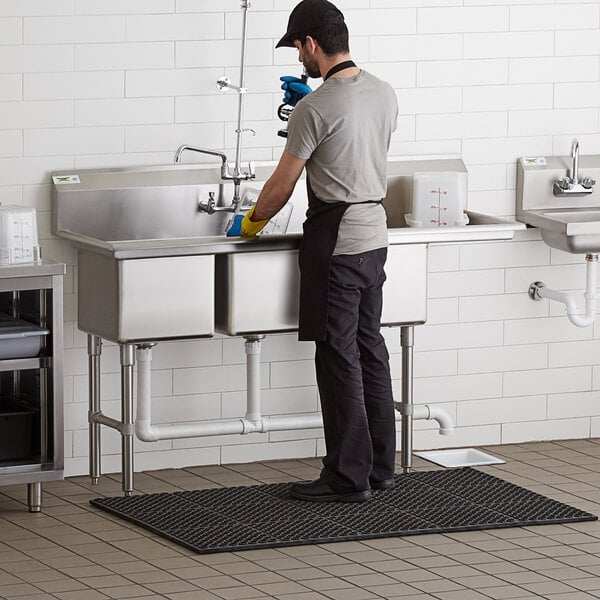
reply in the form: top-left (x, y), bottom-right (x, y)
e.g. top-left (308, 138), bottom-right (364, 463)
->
top-left (1, 439), bottom-right (600, 600)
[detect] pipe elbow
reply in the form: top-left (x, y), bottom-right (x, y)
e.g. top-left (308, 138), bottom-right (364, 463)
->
top-left (135, 419), bottom-right (159, 442)
top-left (568, 315), bottom-right (595, 328)
top-left (427, 405), bottom-right (455, 436)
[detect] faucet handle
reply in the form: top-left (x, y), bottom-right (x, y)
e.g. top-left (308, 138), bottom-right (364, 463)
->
top-left (556, 177), bottom-right (572, 191)
top-left (581, 177), bottom-right (596, 189)
top-left (198, 191), bottom-right (217, 214)
top-left (247, 161), bottom-right (255, 179)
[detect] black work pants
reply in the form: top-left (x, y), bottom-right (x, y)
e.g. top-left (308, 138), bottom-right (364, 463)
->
top-left (315, 247), bottom-right (396, 492)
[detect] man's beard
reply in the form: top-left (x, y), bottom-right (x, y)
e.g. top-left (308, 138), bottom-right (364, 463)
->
top-left (303, 55), bottom-right (321, 79)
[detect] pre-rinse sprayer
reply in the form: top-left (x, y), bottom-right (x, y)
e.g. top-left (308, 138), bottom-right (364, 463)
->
top-left (174, 0), bottom-right (255, 214)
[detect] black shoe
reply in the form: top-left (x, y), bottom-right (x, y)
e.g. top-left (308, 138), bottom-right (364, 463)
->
top-left (290, 479), bottom-right (372, 503)
top-left (370, 477), bottom-right (396, 490)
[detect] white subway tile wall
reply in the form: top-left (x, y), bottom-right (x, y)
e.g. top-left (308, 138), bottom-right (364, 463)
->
top-left (0, 1), bottom-right (598, 476)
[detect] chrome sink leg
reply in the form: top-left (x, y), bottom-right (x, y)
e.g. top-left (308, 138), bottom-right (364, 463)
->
top-left (27, 482), bottom-right (41, 512)
top-left (120, 344), bottom-right (135, 496)
top-left (88, 335), bottom-right (102, 485)
top-left (400, 325), bottom-right (414, 474)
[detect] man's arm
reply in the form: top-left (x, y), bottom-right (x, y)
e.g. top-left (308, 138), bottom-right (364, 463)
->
top-left (251, 149), bottom-right (307, 221)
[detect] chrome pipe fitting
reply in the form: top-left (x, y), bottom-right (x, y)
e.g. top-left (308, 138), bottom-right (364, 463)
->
top-left (528, 281), bottom-right (545, 301)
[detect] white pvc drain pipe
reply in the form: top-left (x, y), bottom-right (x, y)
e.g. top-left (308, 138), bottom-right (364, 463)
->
top-left (134, 337), bottom-right (454, 443)
top-left (529, 253), bottom-right (598, 328)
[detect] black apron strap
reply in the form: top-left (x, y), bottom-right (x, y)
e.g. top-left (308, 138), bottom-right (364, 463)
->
top-left (324, 60), bottom-right (357, 81)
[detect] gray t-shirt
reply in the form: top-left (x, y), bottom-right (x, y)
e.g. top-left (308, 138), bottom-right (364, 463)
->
top-left (286, 69), bottom-right (398, 255)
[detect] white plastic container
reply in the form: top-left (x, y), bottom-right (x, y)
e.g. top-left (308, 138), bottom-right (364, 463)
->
top-left (405, 171), bottom-right (469, 228)
top-left (0, 205), bottom-right (40, 264)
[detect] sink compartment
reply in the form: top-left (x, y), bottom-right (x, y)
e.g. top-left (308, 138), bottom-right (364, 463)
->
top-left (215, 250), bottom-right (299, 335)
top-left (214, 244), bottom-right (427, 336)
top-left (78, 250), bottom-right (214, 343)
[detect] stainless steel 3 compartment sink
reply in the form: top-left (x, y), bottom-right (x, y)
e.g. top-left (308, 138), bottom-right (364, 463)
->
top-left (52, 159), bottom-right (524, 343)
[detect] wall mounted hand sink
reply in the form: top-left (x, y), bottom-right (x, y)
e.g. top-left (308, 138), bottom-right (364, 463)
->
top-left (521, 207), bottom-right (600, 254)
top-left (517, 151), bottom-right (600, 254)
top-left (541, 209), bottom-right (600, 225)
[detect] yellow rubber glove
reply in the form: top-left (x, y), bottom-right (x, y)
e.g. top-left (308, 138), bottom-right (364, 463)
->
top-left (240, 206), bottom-right (269, 237)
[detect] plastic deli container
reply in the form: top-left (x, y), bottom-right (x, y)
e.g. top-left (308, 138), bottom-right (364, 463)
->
top-left (405, 171), bottom-right (469, 228)
top-left (0, 313), bottom-right (48, 360)
top-left (0, 205), bottom-right (41, 264)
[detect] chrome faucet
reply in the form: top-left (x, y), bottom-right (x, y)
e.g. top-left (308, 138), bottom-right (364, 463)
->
top-left (570, 139), bottom-right (580, 185)
top-left (174, 145), bottom-right (232, 180)
top-left (553, 139), bottom-right (596, 197)
top-left (174, 145), bottom-right (255, 214)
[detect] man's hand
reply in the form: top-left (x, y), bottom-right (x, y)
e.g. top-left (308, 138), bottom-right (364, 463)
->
top-left (280, 76), bottom-right (311, 107)
top-left (226, 206), bottom-right (270, 238)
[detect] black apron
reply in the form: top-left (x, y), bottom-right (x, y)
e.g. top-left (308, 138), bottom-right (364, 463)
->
top-left (298, 179), bottom-right (350, 341)
top-left (297, 58), bottom-right (379, 342)
top-left (298, 179), bottom-right (384, 341)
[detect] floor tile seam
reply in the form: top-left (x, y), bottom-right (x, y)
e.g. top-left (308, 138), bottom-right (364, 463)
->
top-left (489, 468), bottom-right (599, 524)
top-left (425, 560), bottom-right (517, 591)
top-left (1, 565), bottom-right (65, 589)
top-left (541, 482), bottom-right (600, 508)
top-left (30, 573), bottom-right (157, 598)
top-left (467, 554), bottom-right (562, 594)
top-left (442, 529), bottom-right (546, 559)
top-left (221, 462), bottom-right (301, 481)
top-left (549, 445), bottom-right (600, 463)
top-left (214, 564), bottom-right (309, 591)
top-left (339, 576), bottom-right (429, 599)
top-left (116, 567), bottom-right (211, 594)
top-left (535, 567), bottom-right (600, 582)
top-left (237, 468), bottom-right (314, 487)
top-left (64, 518), bottom-right (202, 585)
top-left (247, 556), bottom-right (333, 582)
top-left (491, 566), bottom-right (577, 592)
top-left (8, 538), bottom-right (111, 572)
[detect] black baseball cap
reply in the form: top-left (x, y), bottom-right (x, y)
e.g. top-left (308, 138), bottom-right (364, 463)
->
top-left (276, 0), bottom-right (345, 48)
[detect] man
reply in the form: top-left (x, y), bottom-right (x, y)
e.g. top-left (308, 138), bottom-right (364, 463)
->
top-left (236, 0), bottom-right (399, 502)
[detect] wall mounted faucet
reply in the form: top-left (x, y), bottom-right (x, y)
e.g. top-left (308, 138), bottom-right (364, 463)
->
top-left (174, 0), bottom-right (255, 215)
top-left (174, 145), bottom-right (231, 180)
top-left (553, 139), bottom-right (596, 197)
top-left (174, 145), bottom-right (255, 214)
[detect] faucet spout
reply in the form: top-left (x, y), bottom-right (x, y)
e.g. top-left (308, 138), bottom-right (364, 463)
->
top-left (571, 139), bottom-right (580, 185)
top-left (174, 145), bottom-right (231, 180)
top-left (552, 138), bottom-right (595, 197)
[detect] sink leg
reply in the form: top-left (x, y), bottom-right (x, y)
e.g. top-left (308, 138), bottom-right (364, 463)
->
top-left (120, 344), bottom-right (135, 496)
top-left (27, 482), bottom-right (42, 512)
top-left (400, 325), bottom-right (414, 474)
top-left (88, 335), bottom-right (102, 485)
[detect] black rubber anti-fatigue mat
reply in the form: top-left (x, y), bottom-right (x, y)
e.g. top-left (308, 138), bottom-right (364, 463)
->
top-left (90, 467), bottom-right (597, 554)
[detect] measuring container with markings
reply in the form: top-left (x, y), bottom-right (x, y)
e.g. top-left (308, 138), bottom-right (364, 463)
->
top-left (405, 171), bottom-right (469, 228)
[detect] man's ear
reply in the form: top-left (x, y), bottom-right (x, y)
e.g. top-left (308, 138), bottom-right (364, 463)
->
top-left (304, 35), bottom-right (319, 54)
